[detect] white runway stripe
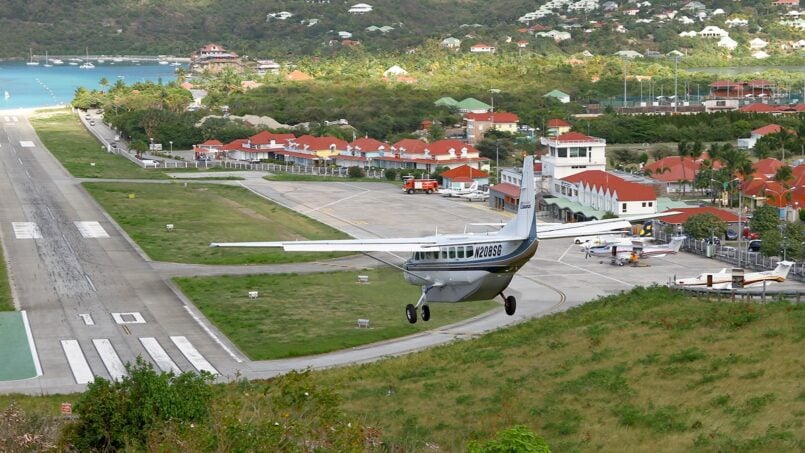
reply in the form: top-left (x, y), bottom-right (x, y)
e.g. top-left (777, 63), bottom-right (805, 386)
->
top-left (139, 337), bottom-right (181, 374)
top-left (74, 221), bottom-right (109, 238)
top-left (12, 222), bottom-right (42, 239)
top-left (19, 140), bottom-right (34, 147)
top-left (92, 339), bottom-right (127, 381)
top-left (170, 336), bottom-right (218, 375)
top-left (60, 340), bottom-right (94, 384)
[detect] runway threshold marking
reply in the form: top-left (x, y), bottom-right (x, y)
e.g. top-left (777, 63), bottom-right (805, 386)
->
top-left (60, 340), bottom-right (94, 384)
top-left (19, 141), bottom-right (34, 147)
top-left (170, 336), bottom-right (218, 375)
top-left (12, 222), bottom-right (42, 239)
top-left (139, 337), bottom-right (181, 374)
top-left (74, 221), bottom-right (109, 238)
top-left (92, 339), bottom-right (127, 381)
top-left (79, 314), bottom-right (95, 325)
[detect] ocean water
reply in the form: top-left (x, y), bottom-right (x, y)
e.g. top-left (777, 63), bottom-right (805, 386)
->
top-left (0, 61), bottom-right (183, 110)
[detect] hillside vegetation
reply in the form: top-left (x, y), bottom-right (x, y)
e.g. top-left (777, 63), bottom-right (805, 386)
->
top-left (2, 287), bottom-right (802, 451)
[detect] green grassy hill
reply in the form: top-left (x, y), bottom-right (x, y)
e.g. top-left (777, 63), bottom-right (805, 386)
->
top-left (2, 286), bottom-right (802, 451)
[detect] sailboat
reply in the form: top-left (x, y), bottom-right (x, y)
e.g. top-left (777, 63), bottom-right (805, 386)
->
top-left (43, 51), bottom-right (53, 67)
top-left (26, 48), bottom-right (39, 66)
top-left (4, 91), bottom-right (10, 100)
top-left (79, 48), bottom-right (95, 69)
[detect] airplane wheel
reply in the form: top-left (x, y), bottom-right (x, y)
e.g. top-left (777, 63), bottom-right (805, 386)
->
top-left (405, 304), bottom-right (417, 324)
top-left (421, 305), bottom-right (431, 321)
top-left (504, 296), bottom-right (516, 316)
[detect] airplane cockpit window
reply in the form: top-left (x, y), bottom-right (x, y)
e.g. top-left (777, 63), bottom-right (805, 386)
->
top-left (466, 246), bottom-right (474, 258)
top-left (457, 247), bottom-right (465, 259)
top-left (414, 252), bottom-right (421, 261)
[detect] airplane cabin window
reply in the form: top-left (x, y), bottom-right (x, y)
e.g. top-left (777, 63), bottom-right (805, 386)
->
top-left (441, 250), bottom-right (447, 259)
top-left (467, 246), bottom-right (474, 257)
top-left (449, 247), bottom-right (456, 259)
top-left (458, 248), bottom-right (465, 259)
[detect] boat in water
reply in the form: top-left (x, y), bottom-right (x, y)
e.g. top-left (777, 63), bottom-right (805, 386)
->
top-left (79, 48), bottom-right (95, 69)
top-left (26, 48), bottom-right (39, 66)
top-left (51, 58), bottom-right (64, 65)
top-left (43, 51), bottom-right (53, 67)
top-left (4, 91), bottom-right (10, 100)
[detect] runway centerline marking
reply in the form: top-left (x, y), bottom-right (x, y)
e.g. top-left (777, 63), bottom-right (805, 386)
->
top-left (19, 141), bottom-right (34, 147)
top-left (112, 312), bottom-right (146, 324)
top-left (140, 337), bottom-right (181, 374)
top-left (60, 340), bottom-right (94, 384)
top-left (170, 336), bottom-right (219, 375)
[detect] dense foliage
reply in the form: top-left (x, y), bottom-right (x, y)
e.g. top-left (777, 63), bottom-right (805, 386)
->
top-left (683, 213), bottom-right (727, 239)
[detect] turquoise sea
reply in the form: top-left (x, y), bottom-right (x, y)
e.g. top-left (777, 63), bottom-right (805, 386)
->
top-left (0, 60), bottom-right (182, 110)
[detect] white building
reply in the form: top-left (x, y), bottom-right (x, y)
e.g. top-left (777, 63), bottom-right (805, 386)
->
top-left (470, 43), bottom-right (496, 53)
top-left (718, 36), bottom-right (738, 50)
top-left (749, 38), bottom-right (768, 49)
top-left (699, 25), bottom-right (729, 38)
top-left (556, 170), bottom-right (657, 217)
top-left (441, 37), bottom-right (462, 48)
top-left (540, 131), bottom-right (607, 180)
top-left (348, 3), bottom-right (373, 14)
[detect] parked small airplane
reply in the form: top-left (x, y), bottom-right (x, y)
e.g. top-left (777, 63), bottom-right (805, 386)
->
top-left (673, 261), bottom-right (795, 289)
top-left (585, 236), bottom-right (685, 265)
top-left (439, 181), bottom-right (479, 197)
top-left (211, 156), bottom-right (638, 323)
top-left (458, 190), bottom-right (490, 202)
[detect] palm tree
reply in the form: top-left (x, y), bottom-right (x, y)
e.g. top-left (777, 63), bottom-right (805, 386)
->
top-left (99, 77), bottom-right (109, 93)
top-left (677, 141), bottom-right (690, 197)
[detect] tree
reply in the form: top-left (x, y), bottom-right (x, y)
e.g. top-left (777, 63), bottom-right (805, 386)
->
top-left (683, 213), bottom-right (726, 239)
top-left (749, 204), bottom-right (780, 235)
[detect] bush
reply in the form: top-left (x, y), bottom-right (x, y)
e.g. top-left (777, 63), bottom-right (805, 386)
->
top-left (384, 168), bottom-right (398, 181)
top-left (62, 358), bottom-right (214, 451)
top-left (467, 425), bottom-right (551, 453)
top-left (347, 166), bottom-right (365, 178)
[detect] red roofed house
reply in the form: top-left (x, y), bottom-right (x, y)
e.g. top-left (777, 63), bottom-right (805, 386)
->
top-left (549, 170), bottom-right (657, 221)
top-left (226, 131), bottom-right (296, 161)
top-left (489, 182), bottom-right (522, 212)
top-left (193, 139), bottom-right (224, 160)
top-left (288, 135), bottom-right (349, 160)
top-left (464, 112), bottom-right (519, 144)
top-left (191, 43), bottom-right (244, 74)
top-left (545, 118), bottom-right (572, 137)
top-left (346, 138), bottom-right (390, 158)
top-left (440, 165), bottom-right (490, 190)
top-left (470, 43), bottom-right (496, 53)
top-left (541, 131), bottom-right (607, 181)
top-left (643, 155), bottom-right (716, 194)
top-left (657, 206), bottom-right (740, 227)
top-left (737, 124), bottom-right (784, 149)
top-left (372, 139), bottom-right (490, 173)
top-left (738, 103), bottom-right (783, 114)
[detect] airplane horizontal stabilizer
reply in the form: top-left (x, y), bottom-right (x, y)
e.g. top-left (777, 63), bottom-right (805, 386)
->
top-left (537, 219), bottom-right (632, 240)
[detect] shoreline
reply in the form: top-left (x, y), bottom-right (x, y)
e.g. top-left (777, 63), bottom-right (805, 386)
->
top-left (0, 106), bottom-right (69, 116)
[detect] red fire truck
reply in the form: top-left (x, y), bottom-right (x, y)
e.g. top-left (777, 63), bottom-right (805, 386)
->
top-left (402, 176), bottom-right (439, 194)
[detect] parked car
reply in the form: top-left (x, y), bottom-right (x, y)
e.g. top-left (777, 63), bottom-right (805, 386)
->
top-left (747, 239), bottom-right (762, 252)
top-left (89, 120), bottom-right (95, 126)
top-left (743, 228), bottom-right (760, 240)
top-left (705, 236), bottom-right (721, 245)
top-left (725, 229), bottom-right (738, 240)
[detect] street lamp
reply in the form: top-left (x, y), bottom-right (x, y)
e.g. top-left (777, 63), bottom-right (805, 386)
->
top-left (489, 88), bottom-right (501, 113)
top-left (733, 178), bottom-right (743, 263)
top-left (169, 140), bottom-right (173, 157)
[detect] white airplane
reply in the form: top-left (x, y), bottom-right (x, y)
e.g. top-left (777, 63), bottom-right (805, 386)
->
top-left (674, 261), bottom-right (795, 289)
top-left (439, 181), bottom-right (479, 197)
top-left (458, 189), bottom-right (490, 202)
top-left (211, 156), bottom-right (637, 323)
top-left (585, 236), bottom-right (685, 265)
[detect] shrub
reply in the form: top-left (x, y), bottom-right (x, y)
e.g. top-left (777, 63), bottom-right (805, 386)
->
top-left (384, 168), bottom-right (398, 181)
top-left (347, 166), bottom-right (365, 178)
top-left (467, 425), bottom-right (551, 453)
top-left (63, 358), bottom-right (214, 451)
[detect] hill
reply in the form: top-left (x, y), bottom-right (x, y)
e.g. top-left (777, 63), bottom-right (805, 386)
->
top-left (2, 286), bottom-right (803, 450)
top-left (2, 0), bottom-right (803, 63)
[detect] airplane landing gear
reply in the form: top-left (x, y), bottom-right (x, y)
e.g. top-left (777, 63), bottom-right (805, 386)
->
top-left (421, 305), bottom-right (431, 321)
top-left (405, 304), bottom-right (417, 324)
top-left (500, 292), bottom-right (517, 316)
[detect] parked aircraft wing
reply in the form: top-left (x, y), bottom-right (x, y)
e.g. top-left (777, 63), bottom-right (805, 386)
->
top-left (210, 238), bottom-right (439, 252)
top-left (537, 219), bottom-right (633, 239)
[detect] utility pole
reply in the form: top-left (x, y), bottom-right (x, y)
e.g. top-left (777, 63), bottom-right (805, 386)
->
top-left (674, 55), bottom-right (679, 114)
top-left (622, 58), bottom-right (627, 108)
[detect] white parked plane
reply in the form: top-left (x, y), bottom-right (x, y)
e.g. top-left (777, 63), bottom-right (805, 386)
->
top-left (439, 181), bottom-right (479, 197)
top-left (585, 236), bottom-right (685, 265)
top-left (674, 261), bottom-right (795, 289)
top-left (211, 156), bottom-right (637, 323)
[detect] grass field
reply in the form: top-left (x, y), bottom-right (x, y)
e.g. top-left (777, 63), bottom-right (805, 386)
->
top-left (174, 267), bottom-right (498, 359)
top-left (312, 286), bottom-right (805, 451)
top-left (82, 182), bottom-right (349, 264)
top-left (0, 243), bottom-right (12, 311)
top-left (29, 111), bottom-right (169, 180)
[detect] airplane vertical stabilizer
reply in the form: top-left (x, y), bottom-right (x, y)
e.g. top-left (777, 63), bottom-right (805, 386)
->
top-left (499, 156), bottom-right (537, 239)
top-left (772, 260), bottom-right (795, 278)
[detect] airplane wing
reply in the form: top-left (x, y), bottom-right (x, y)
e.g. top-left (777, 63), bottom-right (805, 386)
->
top-left (537, 218), bottom-right (633, 239)
top-left (210, 238), bottom-right (439, 252)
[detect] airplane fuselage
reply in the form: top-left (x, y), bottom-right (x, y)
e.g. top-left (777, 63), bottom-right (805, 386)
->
top-left (403, 236), bottom-right (539, 302)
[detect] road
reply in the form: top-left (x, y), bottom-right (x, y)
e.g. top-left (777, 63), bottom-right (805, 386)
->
top-left (1, 111), bottom-right (803, 393)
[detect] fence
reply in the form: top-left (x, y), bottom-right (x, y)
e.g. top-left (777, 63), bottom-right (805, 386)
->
top-left (670, 286), bottom-right (805, 303)
top-left (654, 228), bottom-right (805, 283)
top-left (154, 159), bottom-right (386, 178)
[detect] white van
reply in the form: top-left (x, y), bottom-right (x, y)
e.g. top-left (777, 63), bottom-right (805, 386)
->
top-left (141, 159), bottom-right (160, 167)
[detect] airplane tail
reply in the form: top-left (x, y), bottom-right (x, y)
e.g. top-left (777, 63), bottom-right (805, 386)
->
top-left (639, 220), bottom-right (653, 237)
top-left (772, 260), bottom-right (795, 278)
top-left (499, 155), bottom-right (537, 240)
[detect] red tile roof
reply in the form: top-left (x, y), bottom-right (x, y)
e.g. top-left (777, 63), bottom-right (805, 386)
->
top-left (547, 118), bottom-right (572, 127)
top-left (710, 80), bottom-right (743, 88)
top-left (562, 170), bottom-right (656, 201)
top-left (554, 131), bottom-right (597, 142)
top-left (644, 156), bottom-right (701, 182)
top-left (291, 135), bottom-right (348, 151)
top-left (425, 140), bottom-right (479, 156)
top-left (490, 183), bottom-right (521, 198)
top-left (747, 79), bottom-right (775, 88)
top-left (249, 131), bottom-right (295, 145)
top-left (464, 112), bottom-right (519, 123)
top-left (199, 139), bottom-right (223, 147)
top-left (471, 43), bottom-right (494, 48)
top-left (392, 138), bottom-right (428, 154)
top-left (223, 139), bottom-right (248, 151)
top-left (349, 138), bottom-right (389, 152)
top-left (753, 158), bottom-right (785, 177)
top-left (659, 207), bottom-right (740, 224)
top-left (739, 103), bottom-right (780, 113)
top-left (751, 124), bottom-right (782, 136)
top-left (440, 164), bottom-right (489, 179)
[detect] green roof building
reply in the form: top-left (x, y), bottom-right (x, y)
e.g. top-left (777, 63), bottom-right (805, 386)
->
top-left (455, 97), bottom-right (492, 113)
top-left (544, 89), bottom-right (570, 104)
top-left (434, 96), bottom-right (459, 107)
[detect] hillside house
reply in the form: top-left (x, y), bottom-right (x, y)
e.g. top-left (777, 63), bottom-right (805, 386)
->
top-left (464, 112), bottom-right (519, 144)
top-left (348, 3), bottom-right (373, 13)
top-left (699, 26), bottom-right (729, 38)
top-left (441, 37), bottom-right (462, 48)
top-left (191, 43), bottom-right (244, 74)
top-left (470, 43), bottom-right (496, 53)
top-left (544, 89), bottom-right (571, 103)
top-left (738, 124), bottom-right (783, 149)
top-left (546, 118), bottom-right (572, 136)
